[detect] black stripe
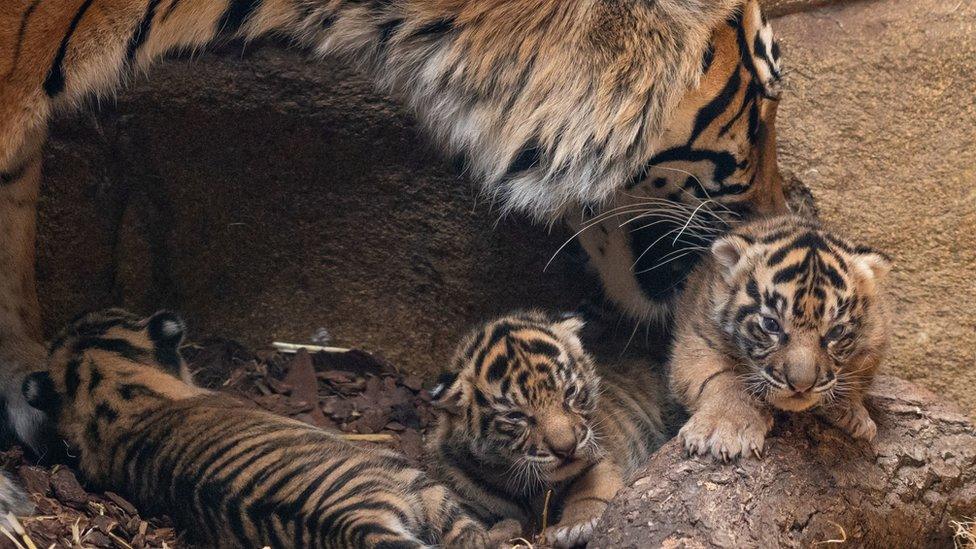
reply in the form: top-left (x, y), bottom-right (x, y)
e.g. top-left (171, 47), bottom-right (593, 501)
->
top-left (94, 402), bottom-right (118, 423)
top-left (65, 358), bottom-right (81, 400)
top-left (4, 0), bottom-right (43, 81)
top-left (700, 44), bottom-right (715, 74)
top-left (85, 419), bottom-right (100, 446)
top-left (504, 140), bottom-right (543, 179)
top-left (519, 339), bottom-right (560, 358)
top-left (159, 0), bottom-right (184, 23)
top-left (690, 68), bottom-right (741, 142)
top-left (0, 159), bottom-right (29, 186)
top-left (126, 0), bottom-right (163, 64)
top-left (44, 0), bottom-right (96, 97)
top-left (377, 18), bottom-right (403, 46)
top-left (72, 337), bottom-right (149, 361)
top-left (411, 17), bottom-right (454, 39)
top-left (215, 0), bottom-right (262, 36)
top-left (87, 365), bottom-right (102, 393)
top-left (485, 355), bottom-right (508, 382)
top-left (772, 262), bottom-right (805, 284)
top-left (694, 368), bottom-right (733, 402)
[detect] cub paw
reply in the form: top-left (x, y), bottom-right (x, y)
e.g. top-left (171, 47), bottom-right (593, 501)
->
top-left (543, 517), bottom-right (599, 548)
top-left (487, 518), bottom-right (523, 547)
top-left (827, 400), bottom-right (877, 441)
top-left (680, 404), bottom-right (772, 461)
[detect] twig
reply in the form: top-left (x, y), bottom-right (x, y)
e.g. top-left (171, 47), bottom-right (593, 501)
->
top-left (0, 524), bottom-right (26, 549)
top-left (107, 532), bottom-right (135, 549)
top-left (4, 515), bottom-right (37, 549)
top-left (71, 518), bottom-right (82, 548)
top-left (815, 521), bottom-right (848, 545)
top-left (338, 434), bottom-right (395, 443)
top-left (272, 342), bottom-right (350, 354)
top-left (540, 489), bottom-right (554, 533)
top-left (952, 517), bottom-right (976, 549)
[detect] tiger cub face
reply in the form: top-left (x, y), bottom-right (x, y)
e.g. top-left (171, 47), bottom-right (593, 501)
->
top-left (708, 216), bottom-right (891, 412)
top-left (22, 309), bottom-right (206, 463)
top-left (431, 311), bottom-right (601, 487)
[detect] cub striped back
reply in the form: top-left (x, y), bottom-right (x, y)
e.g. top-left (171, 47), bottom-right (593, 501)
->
top-left (25, 309), bottom-right (489, 549)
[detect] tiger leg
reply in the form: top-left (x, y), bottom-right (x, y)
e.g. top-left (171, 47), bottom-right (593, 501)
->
top-left (0, 140), bottom-right (49, 453)
top-left (415, 484), bottom-right (492, 549)
top-left (543, 459), bottom-right (622, 548)
top-left (672, 342), bottom-right (773, 461)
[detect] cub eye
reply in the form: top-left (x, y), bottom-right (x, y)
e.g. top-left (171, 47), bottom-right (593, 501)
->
top-left (503, 411), bottom-right (527, 422)
top-left (825, 324), bottom-right (847, 341)
top-left (760, 316), bottom-right (781, 334)
top-left (564, 385), bottom-right (578, 400)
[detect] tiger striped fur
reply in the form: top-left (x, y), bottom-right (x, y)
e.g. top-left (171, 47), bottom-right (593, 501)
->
top-left (0, 0), bottom-right (788, 455)
top-left (577, 0), bottom-right (788, 325)
top-left (428, 311), bottom-right (667, 547)
top-left (670, 215), bottom-right (892, 461)
top-left (23, 308), bottom-right (491, 548)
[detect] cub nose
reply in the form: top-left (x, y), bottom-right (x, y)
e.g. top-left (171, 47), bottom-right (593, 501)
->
top-left (545, 432), bottom-right (577, 461)
top-left (784, 365), bottom-right (817, 393)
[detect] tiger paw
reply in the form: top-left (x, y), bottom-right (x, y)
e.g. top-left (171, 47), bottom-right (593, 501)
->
top-left (543, 516), bottom-right (599, 548)
top-left (486, 519), bottom-right (523, 548)
top-left (680, 403), bottom-right (772, 461)
top-left (823, 400), bottom-right (877, 441)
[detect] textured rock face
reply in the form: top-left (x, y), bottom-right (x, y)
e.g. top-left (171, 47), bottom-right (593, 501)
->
top-left (36, 0), bottom-right (976, 416)
top-left (38, 51), bottom-right (596, 377)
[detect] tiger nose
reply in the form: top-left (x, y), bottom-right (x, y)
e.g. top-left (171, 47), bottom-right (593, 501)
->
top-left (544, 430), bottom-right (577, 460)
top-left (784, 365), bottom-right (817, 393)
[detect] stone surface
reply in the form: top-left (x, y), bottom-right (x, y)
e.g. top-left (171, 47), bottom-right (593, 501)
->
top-left (36, 0), bottom-right (976, 416)
top-left (38, 50), bottom-right (597, 377)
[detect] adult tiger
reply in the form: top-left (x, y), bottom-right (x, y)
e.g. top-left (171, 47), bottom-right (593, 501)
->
top-left (0, 0), bottom-right (786, 453)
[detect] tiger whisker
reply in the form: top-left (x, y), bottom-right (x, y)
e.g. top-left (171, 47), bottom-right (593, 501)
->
top-left (544, 206), bottom-right (676, 271)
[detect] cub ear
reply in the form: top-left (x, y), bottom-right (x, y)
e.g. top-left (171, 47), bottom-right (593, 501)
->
top-left (146, 311), bottom-right (187, 375)
top-left (147, 311), bottom-right (186, 348)
top-left (711, 234), bottom-right (752, 277)
top-left (853, 247), bottom-right (891, 282)
top-left (554, 312), bottom-right (585, 335)
top-left (430, 372), bottom-right (464, 416)
top-left (22, 372), bottom-right (60, 413)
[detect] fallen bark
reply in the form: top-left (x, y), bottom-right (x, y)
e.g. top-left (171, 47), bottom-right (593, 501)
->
top-left (590, 376), bottom-right (976, 548)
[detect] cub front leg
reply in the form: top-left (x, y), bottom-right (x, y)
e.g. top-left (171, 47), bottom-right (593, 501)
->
top-left (0, 148), bottom-right (49, 453)
top-left (543, 459), bottom-right (622, 548)
top-left (679, 392), bottom-right (772, 461)
top-left (671, 344), bottom-right (772, 461)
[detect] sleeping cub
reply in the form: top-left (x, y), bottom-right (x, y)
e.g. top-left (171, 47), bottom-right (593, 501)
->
top-left (23, 308), bottom-right (492, 548)
top-left (427, 311), bottom-right (668, 547)
top-left (670, 214), bottom-right (891, 460)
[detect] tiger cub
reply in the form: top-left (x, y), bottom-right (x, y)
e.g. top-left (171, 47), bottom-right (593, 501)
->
top-left (23, 308), bottom-right (490, 549)
top-left (428, 311), bottom-right (667, 548)
top-left (670, 214), bottom-right (891, 461)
